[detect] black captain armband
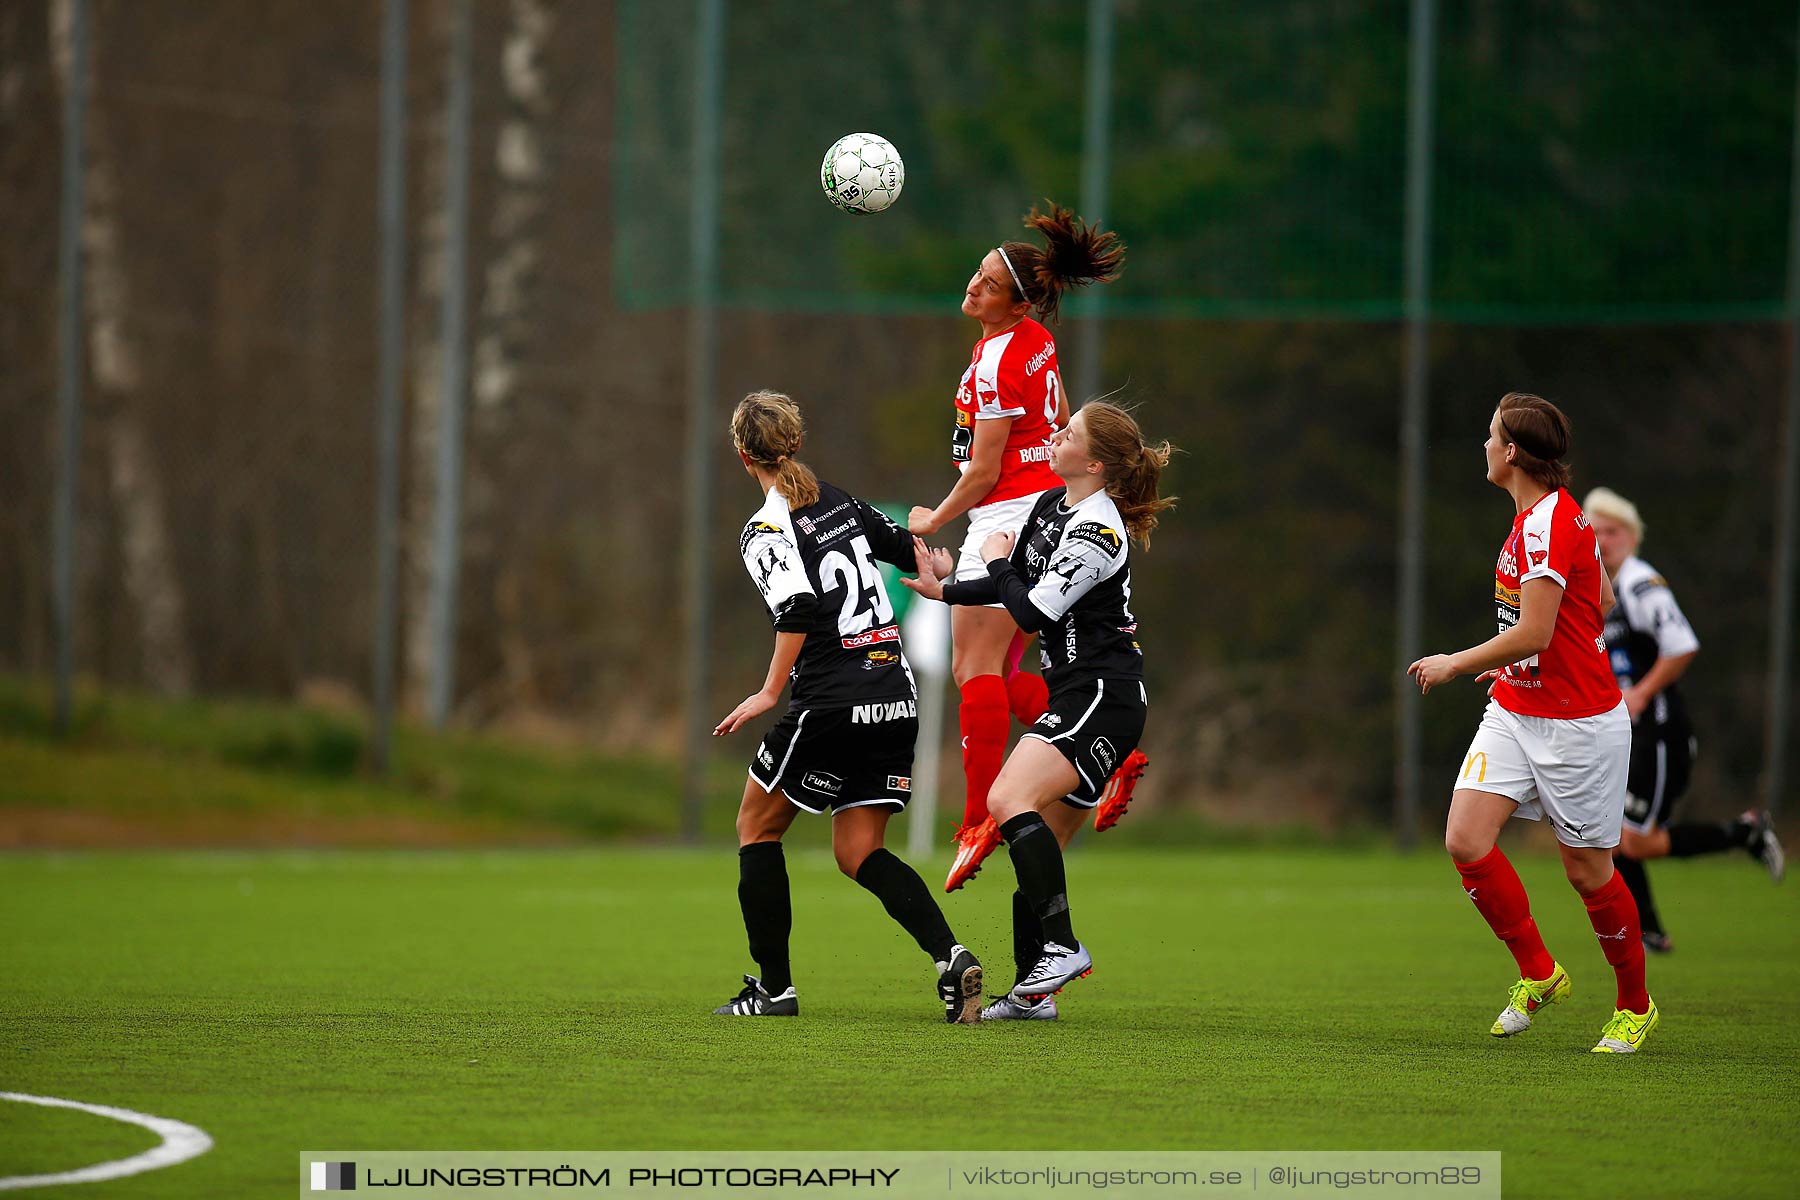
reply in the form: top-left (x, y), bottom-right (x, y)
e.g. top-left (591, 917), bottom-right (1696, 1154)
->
top-left (771, 592), bottom-right (820, 633)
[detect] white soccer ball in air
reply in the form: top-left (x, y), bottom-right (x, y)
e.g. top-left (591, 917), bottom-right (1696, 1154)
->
top-left (820, 133), bottom-right (905, 215)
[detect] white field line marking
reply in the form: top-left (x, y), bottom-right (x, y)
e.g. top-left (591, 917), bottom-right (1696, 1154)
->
top-left (0, 1092), bottom-right (213, 1191)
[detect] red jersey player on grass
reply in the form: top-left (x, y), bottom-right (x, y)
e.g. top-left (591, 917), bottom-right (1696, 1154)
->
top-left (1409, 392), bottom-right (1657, 1055)
top-left (906, 203), bottom-right (1146, 893)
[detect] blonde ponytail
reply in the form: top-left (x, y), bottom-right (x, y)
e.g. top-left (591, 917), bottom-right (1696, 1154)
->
top-left (730, 390), bottom-right (820, 509)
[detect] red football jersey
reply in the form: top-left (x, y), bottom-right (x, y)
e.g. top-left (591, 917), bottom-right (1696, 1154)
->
top-left (952, 317), bottom-right (1064, 505)
top-left (1492, 488), bottom-right (1622, 718)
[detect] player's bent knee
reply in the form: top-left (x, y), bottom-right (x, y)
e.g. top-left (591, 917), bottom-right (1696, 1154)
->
top-left (1560, 852), bottom-right (1613, 895)
top-left (1444, 830), bottom-right (1493, 864)
top-left (735, 802), bottom-right (789, 846)
top-left (737, 820), bottom-right (784, 847)
top-left (987, 787), bottom-right (1030, 825)
top-left (833, 842), bottom-right (873, 878)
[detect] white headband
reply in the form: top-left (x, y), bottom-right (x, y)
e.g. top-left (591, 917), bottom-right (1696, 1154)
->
top-left (996, 246), bottom-right (1027, 299)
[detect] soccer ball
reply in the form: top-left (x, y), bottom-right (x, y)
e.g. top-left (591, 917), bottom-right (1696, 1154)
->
top-left (820, 133), bottom-right (905, 215)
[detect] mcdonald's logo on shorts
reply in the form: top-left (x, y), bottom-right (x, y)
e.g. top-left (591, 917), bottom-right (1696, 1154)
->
top-left (1462, 752), bottom-right (1488, 783)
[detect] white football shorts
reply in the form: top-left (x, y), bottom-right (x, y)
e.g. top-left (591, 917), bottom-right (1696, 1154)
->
top-left (1453, 698), bottom-right (1631, 849)
top-left (955, 491), bottom-right (1046, 606)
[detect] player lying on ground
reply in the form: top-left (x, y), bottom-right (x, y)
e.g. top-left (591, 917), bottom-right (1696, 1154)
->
top-left (713, 390), bottom-right (983, 1023)
top-left (1409, 392), bottom-right (1657, 1054)
top-left (905, 203), bottom-right (1144, 892)
top-left (907, 402), bottom-right (1175, 1020)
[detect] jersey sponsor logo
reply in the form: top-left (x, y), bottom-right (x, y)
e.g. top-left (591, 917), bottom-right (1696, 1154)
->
top-left (1495, 582), bottom-right (1520, 607)
top-left (1497, 547), bottom-right (1518, 577)
top-left (1529, 550), bottom-right (1548, 568)
top-left (800, 770), bottom-right (843, 797)
top-left (1023, 344), bottom-right (1055, 376)
top-left (811, 519), bottom-right (856, 545)
top-left (797, 502), bottom-right (849, 539)
top-left (1461, 751), bottom-right (1488, 783)
top-left (739, 520), bottom-right (785, 553)
top-left (841, 624), bottom-right (901, 650)
top-left (852, 699), bottom-right (917, 723)
top-left (1067, 522), bottom-right (1123, 555)
top-left (1631, 577), bottom-right (1666, 597)
top-left (1017, 443), bottom-right (1054, 463)
top-left (862, 649), bottom-right (901, 669)
top-left (886, 774), bottom-right (912, 792)
top-left (1091, 736), bottom-right (1117, 777)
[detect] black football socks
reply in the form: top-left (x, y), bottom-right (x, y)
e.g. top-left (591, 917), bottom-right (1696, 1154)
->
top-left (1001, 812), bottom-right (1076, 948)
top-left (737, 841), bottom-right (793, 994)
top-left (854, 848), bottom-right (956, 963)
top-left (1666, 821), bottom-right (1739, 858)
top-left (1012, 888), bottom-right (1046, 987)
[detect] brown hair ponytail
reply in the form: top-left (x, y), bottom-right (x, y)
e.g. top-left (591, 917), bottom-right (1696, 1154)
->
top-left (997, 201), bottom-right (1126, 326)
top-left (730, 390), bottom-right (820, 509)
top-left (1080, 401), bottom-right (1176, 548)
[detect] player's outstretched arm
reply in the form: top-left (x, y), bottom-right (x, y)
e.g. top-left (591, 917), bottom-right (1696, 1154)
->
top-left (910, 415), bottom-right (1011, 535)
top-left (1408, 577), bottom-right (1563, 694)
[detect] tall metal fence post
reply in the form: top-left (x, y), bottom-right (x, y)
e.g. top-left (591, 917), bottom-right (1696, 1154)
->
top-left (1764, 9), bottom-right (1800, 815)
top-left (1394, 0), bottom-right (1438, 850)
top-left (680, 0), bottom-right (728, 841)
top-left (1074, 0), bottom-right (1115, 406)
top-left (370, 0), bottom-right (409, 773)
top-left (427, 0), bottom-right (473, 730)
top-left (51, 0), bottom-right (90, 736)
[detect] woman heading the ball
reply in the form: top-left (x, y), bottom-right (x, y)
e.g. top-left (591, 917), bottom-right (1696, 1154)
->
top-left (1408, 392), bottom-right (1657, 1054)
top-left (909, 203), bottom-right (1145, 894)
top-left (905, 401), bottom-right (1175, 1019)
top-left (712, 390), bottom-right (984, 1023)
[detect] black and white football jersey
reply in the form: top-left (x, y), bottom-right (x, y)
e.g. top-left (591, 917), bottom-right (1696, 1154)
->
top-left (945, 485), bottom-right (1141, 692)
top-left (1603, 554), bottom-right (1699, 729)
top-left (738, 481), bottom-right (918, 711)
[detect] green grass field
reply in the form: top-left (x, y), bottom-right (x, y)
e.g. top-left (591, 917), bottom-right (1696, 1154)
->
top-left (3, 845), bottom-right (1796, 1198)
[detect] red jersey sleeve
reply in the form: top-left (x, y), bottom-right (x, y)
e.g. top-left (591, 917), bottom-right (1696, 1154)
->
top-left (1518, 499), bottom-right (1568, 588)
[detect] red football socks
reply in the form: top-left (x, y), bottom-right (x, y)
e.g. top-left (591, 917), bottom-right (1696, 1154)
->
top-left (1454, 847), bottom-right (1556, 982)
top-left (1005, 671), bottom-right (1049, 728)
top-left (1582, 869), bottom-right (1650, 1014)
top-left (958, 674), bottom-right (1010, 828)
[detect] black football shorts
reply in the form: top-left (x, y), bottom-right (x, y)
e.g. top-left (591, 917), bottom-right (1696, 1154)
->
top-left (1623, 724), bottom-right (1695, 834)
top-left (749, 701), bottom-right (917, 813)
top-left (1022, 677), bottom-right (1146, 807)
